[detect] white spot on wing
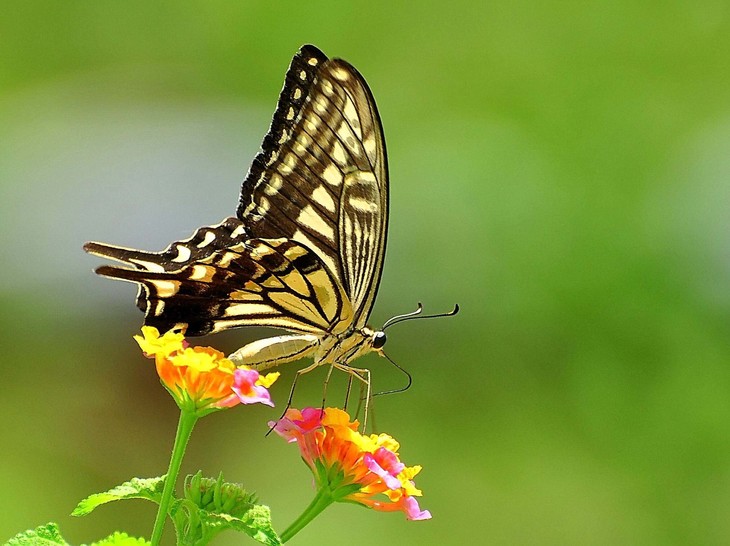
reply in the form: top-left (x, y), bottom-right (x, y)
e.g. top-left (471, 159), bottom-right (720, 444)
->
top-left (331, 141), bottom-right (347, 166)
top-left (312, 186), bottom-right (336, 213)
top-left (321, 79), bottom-right (335, 97)
top-left (190, 265), bottom-right (212, 280)
top-left (344, 171), bottom-right (377, 187)
top-left (225, 303), bottom-right (276, 317)
top-left (196, 231), bottom-right (216, 248)
top-left (216, 251), bottom-right (239, 268)
top-left (348, 197), bottom-right (378, 213)
top-left (258, 197), bottom-right (271, 214)
top-left (343, 99), bottom-right (361, 138)
top-left (150, 280), bottom-right (179, 298)
top-left (305, 119), bottom-right (320, 134)
top-left (297, 205), bottom-right (335, 242)
top-left (313, 95), bottom-right (329, 115)
top-left (131, 259), bottom-right (166, 273)
top-left (332, 67), bottom-right (350, 81)
top-left (171, 244), bottom-right (191, 263)
top-left (231, 224), bottom-right (246, 238)
top-left (322, 164), bottom-right (342, 186)
top-left (278, 161), bottom-right (292, 176)
top-left (364, 135), bottom-right (377, 157)
top-left (264, 174), bottom-right (283, 196)
top-left (294, 131), bottom-right (312, 149)
top-left (251, 242), bottom-right (276, 257)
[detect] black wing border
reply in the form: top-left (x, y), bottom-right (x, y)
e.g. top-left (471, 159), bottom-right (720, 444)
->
top-left (237, 44), bottom-right (329, 219)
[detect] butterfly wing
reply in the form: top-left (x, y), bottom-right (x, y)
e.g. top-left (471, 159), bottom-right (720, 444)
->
top-left (84, 45), bottom-right (386, 337)
top-left (238, 44), bottom-right (388, 328)
top-left (85, 228), bottom-right (352, 336)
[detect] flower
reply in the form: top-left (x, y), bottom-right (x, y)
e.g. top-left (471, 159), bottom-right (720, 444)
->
top-left (232, 367), bottom-right (279, 407)
top-left (134, 326), bottom-right (185, 357)
top-left (134, 327), bottom-right (279, 415)
top-left (273, 407), bottom-right (431, 521)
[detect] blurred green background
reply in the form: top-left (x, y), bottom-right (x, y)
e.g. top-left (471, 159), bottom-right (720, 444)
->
top-left (2, 1), bottom-right (730, 544)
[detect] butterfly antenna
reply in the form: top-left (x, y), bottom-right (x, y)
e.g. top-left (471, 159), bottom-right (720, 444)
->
top-left (382, 302), bottom-right (423, 329)
top-left (374, 351), bottom-right (413, 396)
top-left (382, 303), bottom-right (459, 330)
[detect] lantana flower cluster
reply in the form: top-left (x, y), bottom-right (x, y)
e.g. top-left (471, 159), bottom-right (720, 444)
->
top-left (273, 407), bottom-right (431, 521)
top-left (134, 326), bottom-right (279, 416)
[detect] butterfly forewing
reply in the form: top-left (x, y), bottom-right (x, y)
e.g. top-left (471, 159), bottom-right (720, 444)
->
top-left (238, 46), bottom-right (388, 328)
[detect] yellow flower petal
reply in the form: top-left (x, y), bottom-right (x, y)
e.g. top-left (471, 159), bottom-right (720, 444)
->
top-left (170, 347), bottom-right (230, 373)
top-left (256, 372), bottom-right (280, 388)
top-left (134, 326), bottom-right (185, 357)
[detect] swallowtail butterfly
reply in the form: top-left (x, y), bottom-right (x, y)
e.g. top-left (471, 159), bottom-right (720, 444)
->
top-left (84, 45), bottom-right (457, 409)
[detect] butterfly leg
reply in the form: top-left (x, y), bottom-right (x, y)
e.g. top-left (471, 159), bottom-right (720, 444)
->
top-left (343, 373), bottom-right (355, 412)
top-left (333, 363), bottom-right (371, 431)
top-left (265, 359), bottom-right (323, 436)
top-left (320, 364), bottom-right (337, 412)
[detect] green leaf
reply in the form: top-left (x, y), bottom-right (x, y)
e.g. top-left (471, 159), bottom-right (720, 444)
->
top-left (217, 504), bottom-right (280, 546)
top-left (86, 532), bottom-right (151, 546)
top-left (6, 523), bottom-right (69, 546)
top-left (72, 477), bottom-right (166, 516)
top-left (4, 524), bottom-right (151, 546)
top-left (170, 503), bottom-right (280, 546)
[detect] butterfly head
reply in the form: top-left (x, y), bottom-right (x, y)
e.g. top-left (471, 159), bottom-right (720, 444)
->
top-left (351, 327), bottom-right (386, 357)
top-left (371, 330), bottom-right (387, 350)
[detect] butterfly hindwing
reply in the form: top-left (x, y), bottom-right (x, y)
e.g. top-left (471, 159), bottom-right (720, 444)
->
top-left (86, 232), bottom-right (352, 336)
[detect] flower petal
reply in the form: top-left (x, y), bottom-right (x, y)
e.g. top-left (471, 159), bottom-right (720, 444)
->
top-left (402, 496), bottom-right (432, 521)
top-left (232, 368), bottom-right (274, 407)
top-left (363, 450), bottom-right (404, 490)
top-left (134, 326), bottom-right (185, 357)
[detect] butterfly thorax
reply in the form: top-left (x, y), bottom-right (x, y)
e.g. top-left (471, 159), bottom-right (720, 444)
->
top-left (314, 326), bottom-right (380, 366)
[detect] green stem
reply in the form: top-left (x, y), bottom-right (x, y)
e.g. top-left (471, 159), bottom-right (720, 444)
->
top-left (280, 487), bottom-right (334, 543)
top-left (150, 410), bottom-right (198, 546)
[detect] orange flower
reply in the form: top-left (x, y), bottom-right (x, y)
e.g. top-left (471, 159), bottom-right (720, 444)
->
top-left (134, 327), bottom-right (279, 415)
top-left (273, 407), bottom-right (431, 521)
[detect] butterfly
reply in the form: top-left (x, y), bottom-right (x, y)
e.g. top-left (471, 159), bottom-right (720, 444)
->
top-left (84, 45), bottom-right (457, 412)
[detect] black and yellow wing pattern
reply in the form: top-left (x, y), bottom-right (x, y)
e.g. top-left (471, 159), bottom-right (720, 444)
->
top-left (84, 45), bottom-right (388, 359)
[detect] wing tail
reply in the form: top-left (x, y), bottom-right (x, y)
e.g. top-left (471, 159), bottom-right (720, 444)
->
top-left (84, 242), bottom-right (164, 268)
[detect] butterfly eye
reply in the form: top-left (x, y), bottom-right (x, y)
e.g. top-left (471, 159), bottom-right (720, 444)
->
top-left (372, 331), bottom-right (387, 349)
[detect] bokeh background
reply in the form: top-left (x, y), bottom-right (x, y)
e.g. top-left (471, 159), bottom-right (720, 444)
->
top-left (2, 2), bottom-right (730, 544)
